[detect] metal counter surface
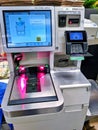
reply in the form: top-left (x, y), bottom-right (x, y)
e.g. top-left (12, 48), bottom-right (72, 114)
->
top-left (51, 69), bottom-right (91, 89)
top-left (1, 71), bottom-right (64, 118)
top-left (1, 69), bottom-right (91, 118)
top-left (9, 73), bottom-right (56, 105)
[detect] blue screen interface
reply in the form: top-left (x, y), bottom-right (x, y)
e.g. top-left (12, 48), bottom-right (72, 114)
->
top-left (70, 32), bottom-right (83, 41)
top-left (4, 10), bottom-right (52, 48)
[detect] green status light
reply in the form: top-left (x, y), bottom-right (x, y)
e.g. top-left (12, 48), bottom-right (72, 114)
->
top-left (45, 64), bottom-right (49, 67)
top-left (70, 55), bottom-right (84, 61)
top-left (16, 66), bottom-right (19, 70)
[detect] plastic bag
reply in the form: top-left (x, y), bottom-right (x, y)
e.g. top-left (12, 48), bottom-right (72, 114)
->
top-left (0, 60), bottom-right (10, 79)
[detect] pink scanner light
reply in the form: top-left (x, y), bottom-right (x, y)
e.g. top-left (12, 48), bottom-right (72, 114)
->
top-left (17, 74), bottom-right (28, 99)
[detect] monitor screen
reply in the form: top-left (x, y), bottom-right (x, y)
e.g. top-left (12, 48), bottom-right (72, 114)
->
top-left (0, 6), bottom-right (55, 52)
top-left (69, 32), bottom-right (83, 41)
top-left (4, 10), bottom-right (52, 48)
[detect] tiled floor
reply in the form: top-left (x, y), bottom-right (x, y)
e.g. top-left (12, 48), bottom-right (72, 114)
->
top-left (90, 117), bottom-right (98, 130)
top-left (0, 124), bottom-right (10, 130)
top-left (91, 122), bottom-right (98, 130)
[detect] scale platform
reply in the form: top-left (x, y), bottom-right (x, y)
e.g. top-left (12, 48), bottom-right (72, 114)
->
top-left (1, 67), bottom-right (64, 118)
top-left (9, 73), bottom-right (57, 105)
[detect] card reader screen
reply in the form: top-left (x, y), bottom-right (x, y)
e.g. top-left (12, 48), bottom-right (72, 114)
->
top-left (65, 31), bottom-right (87, 42)
top-left (70, 32), bottom-right (83, 40)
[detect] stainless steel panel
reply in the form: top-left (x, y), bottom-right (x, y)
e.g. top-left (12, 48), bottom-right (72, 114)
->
top-left (10, 73), bottom-right (56, 100)
top-left (1, 71), bottom-right (64, 117)
top-left (89, 80), bottom-right (98, 116)
top-left (2, 69), bottom-right (90, 118)
top-left (51, 69), bottom-right (91, 89)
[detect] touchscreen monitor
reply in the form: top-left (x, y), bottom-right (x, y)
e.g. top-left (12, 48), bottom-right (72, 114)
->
top-left (0, 6), bottom-right (55, 52)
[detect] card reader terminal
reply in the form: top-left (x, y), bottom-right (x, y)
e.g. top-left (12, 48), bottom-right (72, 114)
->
top-left (65, 30), bottom-right (88, 55)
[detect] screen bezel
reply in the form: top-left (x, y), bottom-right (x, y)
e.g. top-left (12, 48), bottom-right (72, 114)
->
top-left (0, 6), bottom-right (55, 53)
top-left (66, 30), bottom-right (87, 42)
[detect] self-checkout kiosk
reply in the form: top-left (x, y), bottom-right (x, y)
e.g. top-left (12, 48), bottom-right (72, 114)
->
top-left (0, 6), bottom-right (90, 130)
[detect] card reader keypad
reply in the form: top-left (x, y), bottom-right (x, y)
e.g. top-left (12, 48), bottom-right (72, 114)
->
top-left (71, 44), bottom-right (83, 54)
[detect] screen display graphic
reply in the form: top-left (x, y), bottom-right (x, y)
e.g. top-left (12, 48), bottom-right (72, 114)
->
top-left (3, 10), bottom-right (52, 48)
top-left (69, 32), bottom-right (83, 41)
